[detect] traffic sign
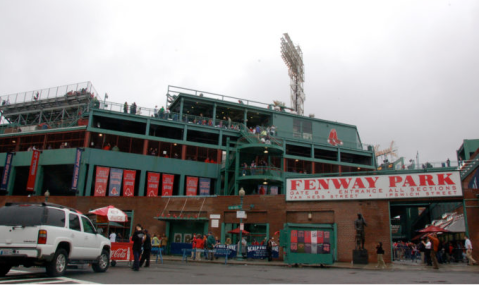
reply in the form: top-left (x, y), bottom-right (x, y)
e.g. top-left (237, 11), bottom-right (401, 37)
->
top-left (228, 205), bottom-right (242, 210)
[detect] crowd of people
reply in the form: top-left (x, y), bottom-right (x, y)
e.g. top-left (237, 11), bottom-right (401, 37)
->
top-left (111, 225), bottom-right (169, 272)
top-left (391, 235), bottom-right (477, 269)
top-left (241, 157), bottom-right (278, 176)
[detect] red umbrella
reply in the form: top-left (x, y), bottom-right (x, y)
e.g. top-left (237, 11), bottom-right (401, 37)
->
top-left (227, 228), bottom-right (250, 235)
top-left (89, 205), bottom-right (128, 222)
top-left (274, 231), bottom-right (280, 235)
top-left (418, 225), bottom-right (449, 233)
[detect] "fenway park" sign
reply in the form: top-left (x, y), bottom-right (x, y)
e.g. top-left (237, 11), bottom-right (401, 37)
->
top-left (286, 171), bottom-right (462, 201)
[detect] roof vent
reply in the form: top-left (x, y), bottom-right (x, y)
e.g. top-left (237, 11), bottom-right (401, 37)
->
top-left (309, 113), bottom-right (315, 118)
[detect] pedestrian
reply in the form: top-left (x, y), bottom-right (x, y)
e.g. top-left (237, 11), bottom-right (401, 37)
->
top-left (241, 237), bottom-right (247, 258)
top-left (152, 234), bottom-right (160, 253)
top-left (109, 231), bottom-right (116, 243)
top-left (195, 234), bottom-right (204, 261)
top-left (428, 234), bottom-right (440, 269)
top-left (375, 242), bottom-right (386, 268)
top-left (206, 232), bottom-right (216, 260)
top-left (131, 224), bottom-right (144, 271)
top-left (418, 239), bottom-right (425, 264)
top-left (191, 234), bottom-right (197, 259)
top-left (139, 229), bottom-right (151, 268)
top-left (267, 237), bottom-right (274, 261)
top-left (465, 236), bottom-right (477, 265)
top-left (423, 238), bottom-right (432, 266)
top-left (160, 233), bottom-right (168, 255)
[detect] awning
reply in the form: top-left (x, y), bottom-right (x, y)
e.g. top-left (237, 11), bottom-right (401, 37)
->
top-left (444, 216), bottom-right (465, 233)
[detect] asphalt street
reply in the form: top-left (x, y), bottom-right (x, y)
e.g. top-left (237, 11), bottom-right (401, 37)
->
top-left (2, 261), bottom-right (479, 284)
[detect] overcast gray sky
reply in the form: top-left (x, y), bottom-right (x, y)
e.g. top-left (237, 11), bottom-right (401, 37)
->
top-left (1, 0), bottom-right (478, 166)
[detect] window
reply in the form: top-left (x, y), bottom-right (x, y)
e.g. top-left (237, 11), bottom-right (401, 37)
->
top-left (81, 217), bottom-right (96, 234)
top-left (293, 119), bottom-right (312, 140)
top-left (69, 213), bottom-right (81, 231)
top-left (45, 208), bottom-right (66, 227)
top-left (0, 205), bottom-right (44, 226)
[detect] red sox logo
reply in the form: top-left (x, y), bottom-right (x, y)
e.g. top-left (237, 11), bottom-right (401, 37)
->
top-left (327, 129), bottom-right (343, 146)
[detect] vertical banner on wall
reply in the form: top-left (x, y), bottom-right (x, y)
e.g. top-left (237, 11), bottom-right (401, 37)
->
top-left (26, 150), bottom-right (41, 191)
top-left (0, 152), bottom-right (14, 191)
top-left (71, 148), bottom-right (83, 191)
top-left (94, 166), bottom-right (110, 196)
top-left (270, 186), bottom-right (278, 195)
top-left (199, 178), bottom-right (210, 195)
top-left (186, 176), bottom-right (198, 196)
top-left (162, 174), bottom-right (174, 196)
top-left (257, 185), bottom-right (267, 195)
top-left (147, 172), bottom-right (160, 197)
top-left (123, 170), bottom-right (136, 197)
top-left (109, 168), bottom-right (123, 196)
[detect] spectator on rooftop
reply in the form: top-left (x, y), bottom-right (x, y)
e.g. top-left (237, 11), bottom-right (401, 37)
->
top-left (154, 106), bottom-right (158, 117)
top-left (112, 145), bottom-right (120, 151)
top-left (123, 102), bottom-right (128, 113)
top-left (159, 106), bottom-right (165, 119)
top-left (130, 102), bottom-right (137, 115)
top-left (103, 143), bottom-right (111, 151)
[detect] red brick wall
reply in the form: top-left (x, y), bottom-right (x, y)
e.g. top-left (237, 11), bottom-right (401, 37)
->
top-left (0, 194), bottom-right (395, 263)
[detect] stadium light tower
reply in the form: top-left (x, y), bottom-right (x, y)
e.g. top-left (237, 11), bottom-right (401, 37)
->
top-left (281, 33), bottom-right (305, 116)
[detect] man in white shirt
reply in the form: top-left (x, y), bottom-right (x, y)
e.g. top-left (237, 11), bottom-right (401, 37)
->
top-left (465, 236), bottom-right (477, 265)
top-left (109, 232), bottom-right (117, 243)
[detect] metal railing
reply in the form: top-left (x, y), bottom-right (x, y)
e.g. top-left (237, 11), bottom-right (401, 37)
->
top-left (167, 85), bottom-right (274, 110)
top-left (240, 166), bottom-right (282, 178)
top-left (0, 81), bottom-right (99, 105)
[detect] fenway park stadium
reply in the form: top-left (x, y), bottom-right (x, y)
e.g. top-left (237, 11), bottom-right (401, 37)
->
top-left (1, 81), bottom-right (478, 265)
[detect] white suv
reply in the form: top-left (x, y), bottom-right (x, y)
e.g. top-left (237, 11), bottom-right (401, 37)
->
top-left (0, 202), bottom-right (111, 277)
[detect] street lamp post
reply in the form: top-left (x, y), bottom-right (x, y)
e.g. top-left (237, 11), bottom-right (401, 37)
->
top-left (237, 187), bottom-right (245, 261)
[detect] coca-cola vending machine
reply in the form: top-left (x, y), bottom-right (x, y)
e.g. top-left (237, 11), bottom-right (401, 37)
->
top-left (110, 242), bottom-right (134, 266)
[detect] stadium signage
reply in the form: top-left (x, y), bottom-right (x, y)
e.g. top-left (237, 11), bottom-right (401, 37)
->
top-left (286, 171), bottom-right (461, 201)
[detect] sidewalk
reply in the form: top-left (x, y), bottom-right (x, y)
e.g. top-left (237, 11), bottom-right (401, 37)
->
top-left (156, 255), bottom-right (479, 272)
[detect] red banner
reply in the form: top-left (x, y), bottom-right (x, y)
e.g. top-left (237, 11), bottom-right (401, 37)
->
top-left (26, 150), bottom-right (41, 191)
top-left (186, 176), bottom-right (198, 196)
top-left (147, 172), bottom-right (160, 197)
top-left (162, 174), bottom-right (174, 196)
top-left (94, 167), bottom-right (110, 196)
top-left (123, 170), bottom-right (136, 197)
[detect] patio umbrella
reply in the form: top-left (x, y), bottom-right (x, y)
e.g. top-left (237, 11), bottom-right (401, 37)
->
top-left (89, 205), bottom-right (128, 222)
top-left (418, 225), bottom-right (449, 233)
top-left (89, 206), bottom-right (128, 239)
top-left (227, 228), bottom-right (250, 235)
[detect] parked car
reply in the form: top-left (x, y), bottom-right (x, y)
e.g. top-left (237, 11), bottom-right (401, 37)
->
top-left (0, 202), bottom-right (111, 277)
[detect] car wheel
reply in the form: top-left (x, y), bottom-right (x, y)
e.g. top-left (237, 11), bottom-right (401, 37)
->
top-left (92, 249), bottom-right (110, 273)
top-left (46, 248), bottom-right (68, 277)
top-left (0, 262), bottom-right (12, 277)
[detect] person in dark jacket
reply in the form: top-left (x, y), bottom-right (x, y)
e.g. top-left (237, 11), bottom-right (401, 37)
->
top-left (131, 224), bottom-right (144, 271)
top-left (267, 237), bottom-right (274, 261)
top-left (376, 242), bottom-right (386, 268)
top-left (206, 232), bottom-right (216, 260)
top-left (140, 229), bottom-right (151, 268)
